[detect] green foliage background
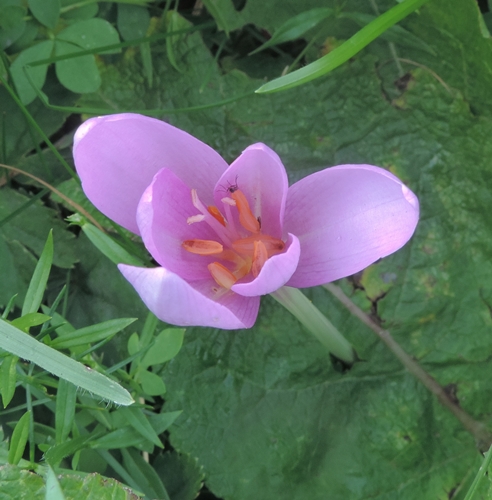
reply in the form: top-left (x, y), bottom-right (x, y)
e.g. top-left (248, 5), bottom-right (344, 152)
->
top-left (3, 0), bottom-right (492, 498)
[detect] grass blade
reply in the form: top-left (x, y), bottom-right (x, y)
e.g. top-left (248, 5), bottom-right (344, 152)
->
top-left (22, 230), bottom-right (53, 316)
top-left (256, 0), bottom-right (430, 93)
top-left (0, 319), bottom-right (134, 406)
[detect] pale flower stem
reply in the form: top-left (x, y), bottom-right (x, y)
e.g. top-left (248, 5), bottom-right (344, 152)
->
top-left (323, 282), bottom-right (492, 451)
top-left (270, 287), bottom-right (356, 364)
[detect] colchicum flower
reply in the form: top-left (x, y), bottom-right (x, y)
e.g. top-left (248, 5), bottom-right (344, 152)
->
top-left (73, 113), bottom-right (419, 330)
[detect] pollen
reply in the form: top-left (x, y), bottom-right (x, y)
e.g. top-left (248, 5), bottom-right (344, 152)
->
top-left (231, 189), bottom-right (260, 234)
top-left (252, 240), bottom-right (268, 278)
top-left (208, 262), bottom-right (237, 289)
top-left (207, 206), bottom-right (226, 226)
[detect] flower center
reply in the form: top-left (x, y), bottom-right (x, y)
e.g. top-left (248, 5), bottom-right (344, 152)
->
top-left (182, 187), bottom-right (285, 289)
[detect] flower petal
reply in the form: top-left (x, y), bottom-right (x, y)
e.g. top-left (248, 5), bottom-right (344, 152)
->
top-left (73, 113), bottom-right (227, 234)
top-left (213, 143), bottom-right (288, 238)
top-left (284, 164), bottom-right (419, 287)
top-left (119, 265), bottom-right (260, 329)
top-left (137, 168), bottom-right (219, 280)
top-left (231, 233), bottom-right (300, 297)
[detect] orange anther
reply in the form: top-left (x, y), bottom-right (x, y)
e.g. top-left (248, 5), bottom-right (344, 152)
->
top-left (207, 206), bottom-right (226, 226)
top-left (231, 189), bottom-right (260, 234)
top-left (252, 240), bottom-right (268, 278)
top-left (182, 239), bottom-right (223, 255)
top-left (232, 234), bottom-right (285, 257)
top-left (208, 262), bottom-right (237, 289)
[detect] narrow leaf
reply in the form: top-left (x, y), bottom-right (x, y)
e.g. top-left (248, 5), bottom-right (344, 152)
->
top-left (45, 465), bottom-right (66, 500)
top-left (0, 355), bottom-right (18, 408)
top-left (44, 435), bottom-right (94, 466)
top-left (8, 411), bottom-right (31, 465)
top-left (11, 313), bottom-right (51, 331)
top-left (50, 318), bottom-right (136, 349)
top-left (0, 319), bottom-right (134, 406)
top-left (55, 379), bottom-right (77, 444)
top-left (22, 230), bottom-right (53, 316)
top-left (119, 406), bottom-right (163, 448)
top-left (256, 0), bottom-right (430, 93)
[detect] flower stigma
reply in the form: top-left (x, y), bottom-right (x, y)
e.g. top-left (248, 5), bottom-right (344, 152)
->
top-left (183, 186), bottom-right (285, 290)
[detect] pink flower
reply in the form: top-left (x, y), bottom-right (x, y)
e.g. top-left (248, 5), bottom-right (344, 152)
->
top-left (73, 113), bottom-right (419, 330)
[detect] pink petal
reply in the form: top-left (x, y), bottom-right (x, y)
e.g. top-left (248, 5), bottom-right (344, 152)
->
top-left (137, 168), bottom-right (220, 280)
top-left (118, 265), bottom-right (260, 329)
top-left (231, 234), bottom-right (300, 297)
top-left (284, 164), bottom-right (419, 287)
top-left (213, 144), bottom-right (288, 238)
top-left (73, 113), bottom-right (227, 234)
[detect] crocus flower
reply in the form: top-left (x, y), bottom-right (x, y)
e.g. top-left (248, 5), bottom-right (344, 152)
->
top-left (73, 113), bottom-right (419, 330)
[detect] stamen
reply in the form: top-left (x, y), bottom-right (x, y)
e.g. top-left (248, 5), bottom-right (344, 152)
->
top-left (182, 239), bottom-right (223, 255)
top-left (187, 214), bottom-right (205, 225)
top-left (232, 234), bottom-right (285, 257)
top-left (190, 189), bottom-right (233, 246)
top-left (207, 206), bottom-right (226, 226)
top-left (221, 197), bottom-right (240, 240)
top-left (252, 240), bottom-right (268, 278)
top-left (231, 189), bottom-right (260, 234)
top-left (208, 262), bottom-right (237, 289)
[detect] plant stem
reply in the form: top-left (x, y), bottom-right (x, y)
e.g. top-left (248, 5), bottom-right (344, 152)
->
top-left (271, 286), bottom-right (356, 364)
top-left (324, 282), bottom-right (492, 451)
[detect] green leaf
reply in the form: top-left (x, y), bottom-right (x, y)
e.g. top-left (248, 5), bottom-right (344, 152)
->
top-left (141, 328), bottom-right (185, 367)
top-left (28, 0), bottom-right (60, 29)
top-left (67, 215), bottom-right (144, 266)
top-left (44, 434), bottom-right (94, 466)
top-left (250, 7), bottom-right (333, 54)
top-left (127, 332), bottom-right (140, 356)
top-left (256, 0), bottom-right (430, 93)
top-left (0, 4), bottom-right (25, 49)
top-left (9, 40), bottom-right (54, 105)
top-left (165, 11), bottom-right (186, 73)
top-left (202, 0), bottom-right (236, 35)
top-left (21, 230), bottom-right (53, 316)
top-left (45, 465), bottom-right (66, 500)
top-left (54, 40), bottom-right (101, 93)
top-left (0, 355), bottom-right (18, 408)
top-left (57, 18), bottom-right (120, 54)
top-left (121, 448), bottom-right (170, 500)
top-left (117, 4), bottom-right (150, 41)
top-left (10, 312), bottom-right (51, 331)
top-left (0, 319), bottom-right (133, 405)
top-left (8, 411), bottom-right (31, 465)
top-left (118, 406), bottom-right (164, 448)
top-left (55, 379), bottom-right (77, 444)
top-left (139, 370), bottom-right (166, 396)
top-left (50, 318), bottom-right (136, 349)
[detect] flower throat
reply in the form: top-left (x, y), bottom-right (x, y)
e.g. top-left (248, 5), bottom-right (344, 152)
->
top-left (182, 185), bottom-right (285, 290)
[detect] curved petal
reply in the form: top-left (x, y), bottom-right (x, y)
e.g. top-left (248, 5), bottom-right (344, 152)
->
top-left (73, 113), bottom-right (228, 234)
top-left (231, 233), bottom-right (300, 297)
top-left (213, 143), bottom-right (288, 238)
top-left (137, 168), bottom-right (220, 280)
top-left (284, 164), bottom-right (419, 287)
top-left (119, 265), bottom-right (260, 329)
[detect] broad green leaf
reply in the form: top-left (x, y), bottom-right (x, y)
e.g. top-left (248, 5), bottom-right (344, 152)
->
top-left (50, 318), bottom-right (136, 349)
top-left (55, 379), bottom-right (77, 444)
top-left (250, 7), bottom-right (333, 54)
top-left (45, 465), bottom-right (66, 500)
top-left (0, 5), bottom-right (25, 49)
top-left (54, 40), bottom-right (101, 93)
top-left (8, 411), bottom-right (30, 465)
top-left (139, 370), bottom-right (166, 396)
top-left (256, 0), bottom-right (430, 93)
top-left (9, 40), bottom-right (54, 104)
top-left (0, 319), bottom-right (133, 405)
top-left (8, 20), bottom-right (38, 53)
top-left (10, 312), bottom-right (50, 331)
top-left (121, 448), bottom-right (170, 500)
top-left (141, 328), bottom-right (185, 368)
top-left (118, 406), bottom-right (163, 448)
top-left (21, 230), bottom-right (53, 316)
top-left (57, 18), bottom-right (120, 54)
top-left (0, 464), bottom-right (143, 499)
top-left (0, 355), bottom-right (18, 408)
top-left (153, 452), bottom-right (204, 500)
top-left (61, 0), bottom-right (98, 20)
top-left (28, 0), bottom-right (60, 29)
top-left (117, 4), bottom-right (150, 41)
